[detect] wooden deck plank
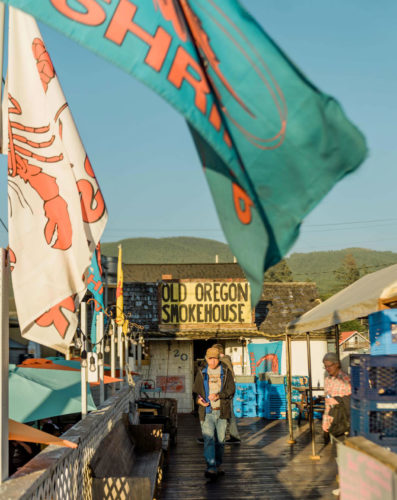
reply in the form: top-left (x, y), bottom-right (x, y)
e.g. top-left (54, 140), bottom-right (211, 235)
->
top-left (159, 414), bottom-right (338, 500)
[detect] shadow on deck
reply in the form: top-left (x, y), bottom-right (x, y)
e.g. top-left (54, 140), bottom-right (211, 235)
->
top-left (160, 414), bottom-right (338, 500)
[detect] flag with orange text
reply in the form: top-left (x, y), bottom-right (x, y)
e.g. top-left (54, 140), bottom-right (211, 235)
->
top-left (2, 0), bottom-right (367, 305)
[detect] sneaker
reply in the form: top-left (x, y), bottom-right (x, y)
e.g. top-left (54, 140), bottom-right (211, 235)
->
top-left (205, 469), bottom-right (218, 479)
top-left (196, 437), bottom-right (204, 444)
top-left (217, 467), bottom-right (225, 476)
top-left (225, 437), bottom-right (241, 444)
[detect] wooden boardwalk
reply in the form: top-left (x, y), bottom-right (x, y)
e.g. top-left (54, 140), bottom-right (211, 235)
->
top-left (160, 414), bottom-right (338, 500)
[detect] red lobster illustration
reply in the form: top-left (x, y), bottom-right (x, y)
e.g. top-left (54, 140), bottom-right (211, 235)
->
top-left (250, 353), bottom-right (279, 375)
top-left (7, 94), bottom-right (73, 250)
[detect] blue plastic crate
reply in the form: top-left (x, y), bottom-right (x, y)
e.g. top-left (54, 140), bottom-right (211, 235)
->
top-left (235, 382), bottom-right (257, 394)
top-left (369, 310), bottom-right (397, 355)
top-left (288, 376), bottom-right (309, 387)
top-left (265, 408), bottom-right (287, 419)
top-left (234, 404), bottom-right (257, 418)
top-left (350, 354), bottom-right (397, 401)
top-left (241, 407), bottom-right (257, 418)
top-left (351, 398), bottom-right (397, 452)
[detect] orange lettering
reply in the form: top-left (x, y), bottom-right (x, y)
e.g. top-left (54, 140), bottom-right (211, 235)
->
top-left (50, 0), bottom-right (106, 26)
top-left (209, 104), bottom-right (221, 131)
top-left (232, 183), bottom-right (253, 225)
top-left (105, 0), bottom-right (171, 72)
top-left (77, 179), bottom-right (106, 223)
top-left (168, 46), bottom-right (210, 114)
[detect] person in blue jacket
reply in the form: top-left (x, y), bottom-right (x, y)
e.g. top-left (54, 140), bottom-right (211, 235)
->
top-left (193, 347), bottom-right (235, 479)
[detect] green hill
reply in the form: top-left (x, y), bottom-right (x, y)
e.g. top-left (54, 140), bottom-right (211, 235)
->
top-left (102, 238), bottom-right (397, 297)
top-left (288, 248), bottom-right (397, 297)
top-left (101, 237), bottom-right (234, 264)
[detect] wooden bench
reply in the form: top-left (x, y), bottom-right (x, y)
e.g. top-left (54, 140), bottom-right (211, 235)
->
top-left (90, 416), bottom-right (163, 500)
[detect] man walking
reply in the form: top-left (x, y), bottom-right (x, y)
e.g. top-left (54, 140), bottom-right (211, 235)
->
top-left (212, 343), bottom-right (241, 443)
top-left (193, 347), bottom-right (235, 479)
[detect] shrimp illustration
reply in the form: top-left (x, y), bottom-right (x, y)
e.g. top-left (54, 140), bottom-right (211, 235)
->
top-left (7, 93), bottom-right (72, 250)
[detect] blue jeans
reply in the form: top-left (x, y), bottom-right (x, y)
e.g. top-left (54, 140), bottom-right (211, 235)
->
top-left (200, 410), bottom-right (227, 472)
top-left (228, 403), bottom-right (240, 439)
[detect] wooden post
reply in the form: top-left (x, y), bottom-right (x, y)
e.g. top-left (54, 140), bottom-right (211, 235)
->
top-left (285, 334), bottom-right (295, 444)
top-left (117, 325), bottom-right (124, 389)
top-left (0, 249), bottom-right (9, 483)
top-left (306, 332), bottom-right (320, 460)
top-left (335, 324), bottom-right (340, 363)
top-left (124, 333), bottom-right (129, 385)
top-left (80, 302), bottom-right (88, 419)
top-left (110, 320), bottom-right (116, 394)
top-left (137, 340), bottom-right (142, 370)
top-left (97, 312), bottom-right (105, 405)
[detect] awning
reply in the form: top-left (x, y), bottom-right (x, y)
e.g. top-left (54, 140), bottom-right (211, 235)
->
top-left (288, 264), bottom-right (397, 334)
top-left (9, 420), bottom-right (77, 448)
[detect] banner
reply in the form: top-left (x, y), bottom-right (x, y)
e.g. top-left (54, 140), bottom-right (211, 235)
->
top-left (248, 341), bottom-right (282, 375)
top-left (86, 244), bottom-right (105, 347)
top-left (3, 0), bottom-right (367, 304)
top-left (4, 8), bottom-right (107, 352)
top-left (115, 245), bottom-right (128, 334)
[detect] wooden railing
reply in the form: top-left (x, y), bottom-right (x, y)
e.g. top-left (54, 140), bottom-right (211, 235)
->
top-left (0, 385), bottom-right (138, 500)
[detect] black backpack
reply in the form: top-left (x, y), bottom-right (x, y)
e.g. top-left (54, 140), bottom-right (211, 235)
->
top-left (328, 396), bottom-right (351, 437)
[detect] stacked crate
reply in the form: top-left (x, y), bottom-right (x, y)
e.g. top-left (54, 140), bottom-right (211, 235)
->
top-left (350, 316), bottom-right (397, 452)
top-left (288, 375), bottom-right (309, 419)
top-left (233, 382), bottom-right (257, 418)
top-left (256, 379), bottom-right (287, 419)
top-left (369, 310), bottom-right (397, 355)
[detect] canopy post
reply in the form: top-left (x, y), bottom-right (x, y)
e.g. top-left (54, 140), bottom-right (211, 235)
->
top-left (306, 332), bottom-right (320, 460)
top-left (285, 333), bottom-right (295, 444)
top-left (335, 324), bottom-right (340, 363)
top-left (80, 302), bottom-right (88, 419)
top-left (0, 249), bottom-right (9, 483)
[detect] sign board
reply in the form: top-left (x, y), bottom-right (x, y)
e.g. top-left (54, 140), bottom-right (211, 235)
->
top-left (159, 279), bottom-right (255, 329)
top-left (338, 441), bottom-right (397, 500)
top-left (156, 376), bottom-right (185, 393)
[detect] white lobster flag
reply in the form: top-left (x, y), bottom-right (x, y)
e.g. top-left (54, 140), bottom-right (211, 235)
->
top-left (3, 8), bottom-right (108, 352)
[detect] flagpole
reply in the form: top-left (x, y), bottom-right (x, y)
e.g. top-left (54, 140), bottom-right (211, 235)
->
top-left (80, 302), bottom-right (88, 419)
top-left (117, 325), bottom-right (123, 389)
top-left (97, 311), bottom-right (104, 404)
top-left (0, 248), bottom-right (9, 483)
top-left (110, 319), bottom-right (116, 395)
top-left (0, 2), bottom-right (9, 483)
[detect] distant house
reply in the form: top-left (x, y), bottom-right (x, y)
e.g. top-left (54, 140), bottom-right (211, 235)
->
top-left (339, 331), bottom-right (369, 352)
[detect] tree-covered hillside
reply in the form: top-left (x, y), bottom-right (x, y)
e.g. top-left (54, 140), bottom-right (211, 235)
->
top-left (288, 248), bottom-right (397, 297)
top-left (102, 238), bottom-right (397, 297)
top-left (101, 237), bottom-right (234, 264)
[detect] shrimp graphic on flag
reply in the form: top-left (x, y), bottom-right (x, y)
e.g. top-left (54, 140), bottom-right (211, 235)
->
top-left (3, 8), bottom-right (107, 352)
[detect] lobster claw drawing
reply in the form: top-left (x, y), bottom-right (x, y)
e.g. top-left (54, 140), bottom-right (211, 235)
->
top-left (44, 197), bottom-right (72, 250)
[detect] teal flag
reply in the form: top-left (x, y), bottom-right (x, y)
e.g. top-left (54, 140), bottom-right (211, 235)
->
top-left (4, 0), bottom-right (367, 304)
top-left (86, 246), bottom-right (105, 349)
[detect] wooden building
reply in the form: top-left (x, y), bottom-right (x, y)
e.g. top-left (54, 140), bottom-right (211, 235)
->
top-left (122, 263), bottom-right (330, 413)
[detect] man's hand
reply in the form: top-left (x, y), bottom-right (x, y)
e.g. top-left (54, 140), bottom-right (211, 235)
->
top-left (208, 393), bottom-right (219, 402)
top-left (197, 396), bottom-right (209, 407)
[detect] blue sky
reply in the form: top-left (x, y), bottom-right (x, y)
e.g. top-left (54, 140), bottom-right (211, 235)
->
top-left (0, 0), bottom-right (395, 255)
